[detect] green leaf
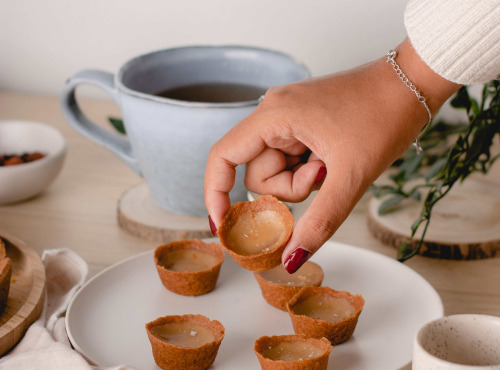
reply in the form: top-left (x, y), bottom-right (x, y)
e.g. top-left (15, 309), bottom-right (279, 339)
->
top-left (108, 117), bottom-right (126, 135)
top-left (397, 241), bottom-right (415, 261)
top-left (407, 172), bottom-right (424, 181)
top-left (450, 87), bottom-right (473, 113)
top-left (378, 195), bottom-right (405, 215)
top-left (470, 99), bottom-right (480, 117)
top-left (409, 189), bottom-right (421, 201)
top-left (400, 154), bottom-right (423, 181)
top-left (370, 185), bottom-right (403, 198)
top-left (389, 171), bottom-right (404, 185)
top-left (435, 180), bottom-right (445, 192)
top-left (410, 218), bottom-right (421, 232)
top-left (425, 158), bottom-right (447, 182)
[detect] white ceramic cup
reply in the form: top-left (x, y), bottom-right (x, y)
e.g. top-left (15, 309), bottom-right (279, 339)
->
top-left (413, 314), bottom-right (500, 370)
top-left (61, 46), bottom-right (310, 217)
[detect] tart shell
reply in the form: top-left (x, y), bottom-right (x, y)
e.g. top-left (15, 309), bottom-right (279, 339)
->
top-left (218, 195), bottom-right (294, 271)
top-left (254, 334), bottom-right (332, 370)
top-left (145, 314), bottom-right (225, 370)
top-left (287, 286), bottom-right (365, 345)
top-left (154, 239), bottom-right (224, 296)
top-left (253, 262), bottom-right (323, 311)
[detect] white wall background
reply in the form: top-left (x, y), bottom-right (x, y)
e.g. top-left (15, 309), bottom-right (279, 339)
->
top-left (0, 0), bottom-right (408, 97)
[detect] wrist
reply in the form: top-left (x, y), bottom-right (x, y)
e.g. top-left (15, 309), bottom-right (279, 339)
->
top-left (391, 38), bottom-right (461, 115)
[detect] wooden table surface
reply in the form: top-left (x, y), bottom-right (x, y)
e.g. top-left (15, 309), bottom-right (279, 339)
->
top-left (1, 91), bottom-right (499, 368)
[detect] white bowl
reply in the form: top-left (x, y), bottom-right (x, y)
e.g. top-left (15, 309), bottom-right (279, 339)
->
top-left (0, 120), bottom-right (67, 204)
top-left (413, 314), bottom-right (500, 369)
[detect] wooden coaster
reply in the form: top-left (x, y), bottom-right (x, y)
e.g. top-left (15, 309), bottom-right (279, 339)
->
top-left (367, 175), bottom-right (500, 260)
top-left (0, 231), bottom-right (46, 355)
top-left (117, 183), bottom-right (213, 243)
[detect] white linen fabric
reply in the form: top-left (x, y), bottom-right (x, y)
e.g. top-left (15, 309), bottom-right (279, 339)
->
top-left (0, 249), bottom-right (136, 370)
top-left (405, 0), bottom-right (500, 84)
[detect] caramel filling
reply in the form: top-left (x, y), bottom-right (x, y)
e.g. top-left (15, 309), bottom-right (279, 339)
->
top-left (227, 210), bottom-right (287, 255)
top-left (159, 250), bottom-right (219, 272)
top-left (263, 341), bottom-right (324, 361)
top-left (292, 295), bottom-right (355, 323)
top-left (258, 263), bottom-right (321, 286)
top-left (150, 322), bottom-right (215, 348)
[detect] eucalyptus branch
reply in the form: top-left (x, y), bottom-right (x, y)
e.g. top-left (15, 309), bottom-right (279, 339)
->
top-left (371, 80), bottom-right (500, 261)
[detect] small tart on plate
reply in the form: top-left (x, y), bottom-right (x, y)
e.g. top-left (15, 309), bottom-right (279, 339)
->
top-left (154, 239), bottom-right (224, 296)
top-left (254, 261), bottom-right (323, 311)
top-left (145, 314), bottom-right (225, 370)
top-left (0, 239), bottom-right (11, 314)
top-left (218, 195), bottom-right (294, 271)
top-left (254, 334), bottom-right (332, 370)
top-left (286, 286), bottom-right (364, 345)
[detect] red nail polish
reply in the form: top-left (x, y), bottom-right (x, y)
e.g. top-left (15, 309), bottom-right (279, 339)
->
top-left (208, 215), bottom-right (217, 236)
top-left (314, 166), bottom-right (327, 184)
top-left (284, 247), bottom-right (311, 274)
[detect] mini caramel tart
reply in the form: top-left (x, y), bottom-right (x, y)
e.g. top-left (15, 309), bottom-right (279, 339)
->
top-left (254, 334), bottom-right (332, 370)
top-left (254, 262), bottom-right (323, 311)
top-left (218, 195), bottom-right (294, 271)
top-left (146, 314), bottom-right (225, 370)
top-left (154, 239), bottom-right (224, 296)
top-left (287, 286), bottom-right (365, 345)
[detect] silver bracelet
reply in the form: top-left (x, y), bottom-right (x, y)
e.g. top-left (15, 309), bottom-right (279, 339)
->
top-left (386, 50), bottom-right (432, 155)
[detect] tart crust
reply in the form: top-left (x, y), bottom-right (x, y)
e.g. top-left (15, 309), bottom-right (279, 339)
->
top-left (253, 262), bottom-right (323, 311)
top-left (146, 314), bottom-right (225, 370)
top-left (154, 239), bottom-right (224, 296)
top-left (254, 334), bottom-right (332, 370)
top-left (287, 286), bottom-right (365, 345)
top-left (218, 195), bottom-right (294, 271)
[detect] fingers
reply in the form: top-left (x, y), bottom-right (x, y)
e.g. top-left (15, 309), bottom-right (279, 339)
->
top-left (244, 148), bottom-right (325, 202)
top-left (205, 103), bottom-right (298, 228)
top-left (205, 123), bottom-right (264, 228)
top-left (204, 155), bottom-right (236, 233)
top-left (282, 164), bottom-right (367, 273)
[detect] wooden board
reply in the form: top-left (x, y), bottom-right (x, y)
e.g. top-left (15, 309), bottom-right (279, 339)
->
top-left (367, 175), bottom-right (500, 260)
top-left (117, 182), bottom-right (213, 243)
top-left (0, 231), bottom-right (46, 355)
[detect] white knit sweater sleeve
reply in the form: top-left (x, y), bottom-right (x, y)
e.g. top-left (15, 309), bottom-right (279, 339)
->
top-left (404, 0), bottom-right (500, 85)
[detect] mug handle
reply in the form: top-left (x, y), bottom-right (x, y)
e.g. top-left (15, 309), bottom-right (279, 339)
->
top-left (60, 69), bottom-right (142, 176)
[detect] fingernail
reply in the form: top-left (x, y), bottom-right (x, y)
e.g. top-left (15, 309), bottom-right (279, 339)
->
top-left (314, 166), bottom-right (327, 184)
top-left (208, 215), bottom-right (217, 236)
top-left (284, 247), bottom-right (311, 274)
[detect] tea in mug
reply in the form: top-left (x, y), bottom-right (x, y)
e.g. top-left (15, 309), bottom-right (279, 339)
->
top-left (154, 83), bottom-right (267, 103)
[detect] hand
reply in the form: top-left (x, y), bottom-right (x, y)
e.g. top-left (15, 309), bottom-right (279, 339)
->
top-left (205, 38), bottom-right (460, 273)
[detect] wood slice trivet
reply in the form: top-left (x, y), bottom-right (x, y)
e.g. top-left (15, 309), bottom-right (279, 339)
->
top-left (367, 177), bottom-right (500, 260)
top-left (0, 231), bottom-right (46, 355)
top-left (117, 183), bottom-right (213, 243)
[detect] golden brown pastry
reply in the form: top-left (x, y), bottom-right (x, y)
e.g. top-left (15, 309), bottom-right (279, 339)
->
top-left (145, 314), bottom-right (225, 370)
top-left (253, 261), bottom-right (323, 311)
top-left (154, 239), bottom-right (224, 296)
top-left (254, 334), bottom-right (332, 370)
top-left (287, 286), bottom-right (364, 345)
top-left (218, 195), bottom-right (293, 271)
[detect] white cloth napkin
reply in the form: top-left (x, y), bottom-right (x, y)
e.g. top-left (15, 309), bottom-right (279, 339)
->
top-left (0, 249), bottom-right (136, 370)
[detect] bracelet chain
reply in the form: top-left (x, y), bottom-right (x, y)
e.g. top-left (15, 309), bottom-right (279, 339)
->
top-left (386, 50), bottom-right (432, 155)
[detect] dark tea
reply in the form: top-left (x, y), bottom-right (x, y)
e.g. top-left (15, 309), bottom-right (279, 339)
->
top-left (154, 83), bottom-right (267, 103)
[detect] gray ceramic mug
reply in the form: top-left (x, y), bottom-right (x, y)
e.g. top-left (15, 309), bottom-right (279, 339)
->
top-left (61, 46), bottom-right (310, 217)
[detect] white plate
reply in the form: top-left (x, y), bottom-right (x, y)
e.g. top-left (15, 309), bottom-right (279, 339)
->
top-left (66, 241), bottom-right (443, 369)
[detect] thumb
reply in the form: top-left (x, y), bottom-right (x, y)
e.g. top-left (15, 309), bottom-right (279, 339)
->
top-left (282, 168), bottom-right (365, 274)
